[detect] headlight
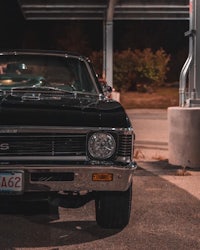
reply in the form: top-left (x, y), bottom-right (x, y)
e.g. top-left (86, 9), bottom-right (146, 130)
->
top-left (88, 132), bottom-right (116, 160)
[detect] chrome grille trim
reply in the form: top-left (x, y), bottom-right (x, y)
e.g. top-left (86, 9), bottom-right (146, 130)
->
top-left (118, 134), bottom-right (133, 158)
top-left (0, 156), bottom-right (86, 161)
top-left (0, 126), bottom-right (134, 134)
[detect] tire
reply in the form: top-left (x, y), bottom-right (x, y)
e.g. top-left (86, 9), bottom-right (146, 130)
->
top-left (95, 184), bottom-right (132, 229)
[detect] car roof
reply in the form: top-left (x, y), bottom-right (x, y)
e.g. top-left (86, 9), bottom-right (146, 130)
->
top-left (0, 49), bottom-right (89, 61)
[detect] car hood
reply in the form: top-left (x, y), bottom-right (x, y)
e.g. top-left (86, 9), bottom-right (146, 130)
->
top-left (0, 94), bottom-right (131, 128)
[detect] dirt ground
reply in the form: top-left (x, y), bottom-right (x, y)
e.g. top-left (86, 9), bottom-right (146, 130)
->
top-left (120, 87), bottom-right (179, 109)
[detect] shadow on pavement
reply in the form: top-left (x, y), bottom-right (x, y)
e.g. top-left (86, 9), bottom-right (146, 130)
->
top-left (0, 166), bottom-right (199, 249)
top-left (0, 199), bottom-right (120, 249)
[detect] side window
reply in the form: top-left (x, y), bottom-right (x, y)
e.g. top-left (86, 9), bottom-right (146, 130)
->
top-left (76, 61), bottom-right (96, 93)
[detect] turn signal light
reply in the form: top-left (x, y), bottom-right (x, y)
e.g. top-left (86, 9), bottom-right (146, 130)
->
top-left (92, 173), bottom-right (113, 181)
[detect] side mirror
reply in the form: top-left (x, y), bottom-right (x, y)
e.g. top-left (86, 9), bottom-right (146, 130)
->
top-left (98, 78), bottom-right (112, 98)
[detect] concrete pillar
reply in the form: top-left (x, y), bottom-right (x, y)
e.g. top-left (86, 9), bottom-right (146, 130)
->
top-left (168, 107), bottom-right (200, 169)
top-left (168, 0), bottom-right (200, 169)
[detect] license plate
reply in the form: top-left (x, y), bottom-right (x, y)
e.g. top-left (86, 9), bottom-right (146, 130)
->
top-left (0, 171), bottom-right (24, 194)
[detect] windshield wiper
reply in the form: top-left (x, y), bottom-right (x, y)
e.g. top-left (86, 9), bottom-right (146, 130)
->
top-left (11, 86), bottom-right (74, 94)
top-left (9, 86), bottom-right (76, 101)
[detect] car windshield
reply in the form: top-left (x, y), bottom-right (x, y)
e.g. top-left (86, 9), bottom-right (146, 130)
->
top-left (0, 54), bottom-right (98, 95)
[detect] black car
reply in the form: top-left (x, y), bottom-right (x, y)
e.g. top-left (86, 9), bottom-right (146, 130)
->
top-left (0, 50), bottom-right (137, 229)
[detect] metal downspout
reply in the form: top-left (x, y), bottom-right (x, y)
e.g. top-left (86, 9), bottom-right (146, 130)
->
top-left (179, 31), bottom-right (194, 107)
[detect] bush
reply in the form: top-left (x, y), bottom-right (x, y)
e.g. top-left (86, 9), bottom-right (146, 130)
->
top-left (113, 49), bottom-right (137, 91)
top-left (90, 48), bottom-right (171, 92)
top-left (134, 48), bottom-right (170, 85)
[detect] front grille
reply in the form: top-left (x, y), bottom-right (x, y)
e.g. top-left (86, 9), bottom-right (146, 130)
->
top-left (0, 134), bottom-right (86, 157)
top-left (0, 131), bottom-right (133, 163)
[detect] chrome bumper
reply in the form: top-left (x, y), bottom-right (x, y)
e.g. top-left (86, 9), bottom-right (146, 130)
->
top-left (0, 162), bottom-right (137, 193)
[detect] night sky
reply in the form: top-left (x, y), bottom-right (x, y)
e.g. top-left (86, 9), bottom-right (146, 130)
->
top-left (0, 0), bottom-right (189, 81)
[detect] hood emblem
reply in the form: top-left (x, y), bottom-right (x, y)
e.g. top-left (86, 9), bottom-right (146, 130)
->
top-left (0, 143), bottom-right (9, 150)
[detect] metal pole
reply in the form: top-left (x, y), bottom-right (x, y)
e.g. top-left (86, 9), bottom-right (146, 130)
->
top-left (103, 20), bottom-right (106, 80)
top-left (105, 20), bottom-right (113, 86)
top-left (187, 0), bottom-right (200, 104)
top-left (179, 0), bottom-right (194, 106)
top-left (192, 0), bottom-right (200, 99)
top-left (102, 0), bottom-right (118, 87)
top-left (189, 0), bottom-right (196, 97)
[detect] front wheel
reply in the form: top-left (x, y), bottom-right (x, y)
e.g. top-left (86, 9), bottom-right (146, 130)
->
top-left (95, 184), bottom-right (132, 229)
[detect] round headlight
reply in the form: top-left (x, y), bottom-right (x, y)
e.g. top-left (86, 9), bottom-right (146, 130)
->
top-left (88, 132), bottom-right (116, 160)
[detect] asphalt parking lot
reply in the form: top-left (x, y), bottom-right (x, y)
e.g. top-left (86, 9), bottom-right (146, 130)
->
top-left (0, 162), bottom-right (199, 250)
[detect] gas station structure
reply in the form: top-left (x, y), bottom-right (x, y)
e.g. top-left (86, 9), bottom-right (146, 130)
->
top-left (169, 0), bottom-right (200, 169)
top-left (18, 0), bottom-right (189, 86)
top-left (18, 0), bottom-right (200, 169)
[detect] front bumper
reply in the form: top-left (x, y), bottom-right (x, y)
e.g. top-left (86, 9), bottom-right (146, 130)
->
top-left (0, 162), bottom-right (137, 193)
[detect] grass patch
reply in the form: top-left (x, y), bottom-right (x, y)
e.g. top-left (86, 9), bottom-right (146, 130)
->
top-left (120, 86), bottom-right (179, 109)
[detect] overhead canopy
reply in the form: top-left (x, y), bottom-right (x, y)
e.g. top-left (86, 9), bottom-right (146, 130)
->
top-left (18, 0), bottom-right (189, 21)
top-left (17, 0), bottom-right (190, 86)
